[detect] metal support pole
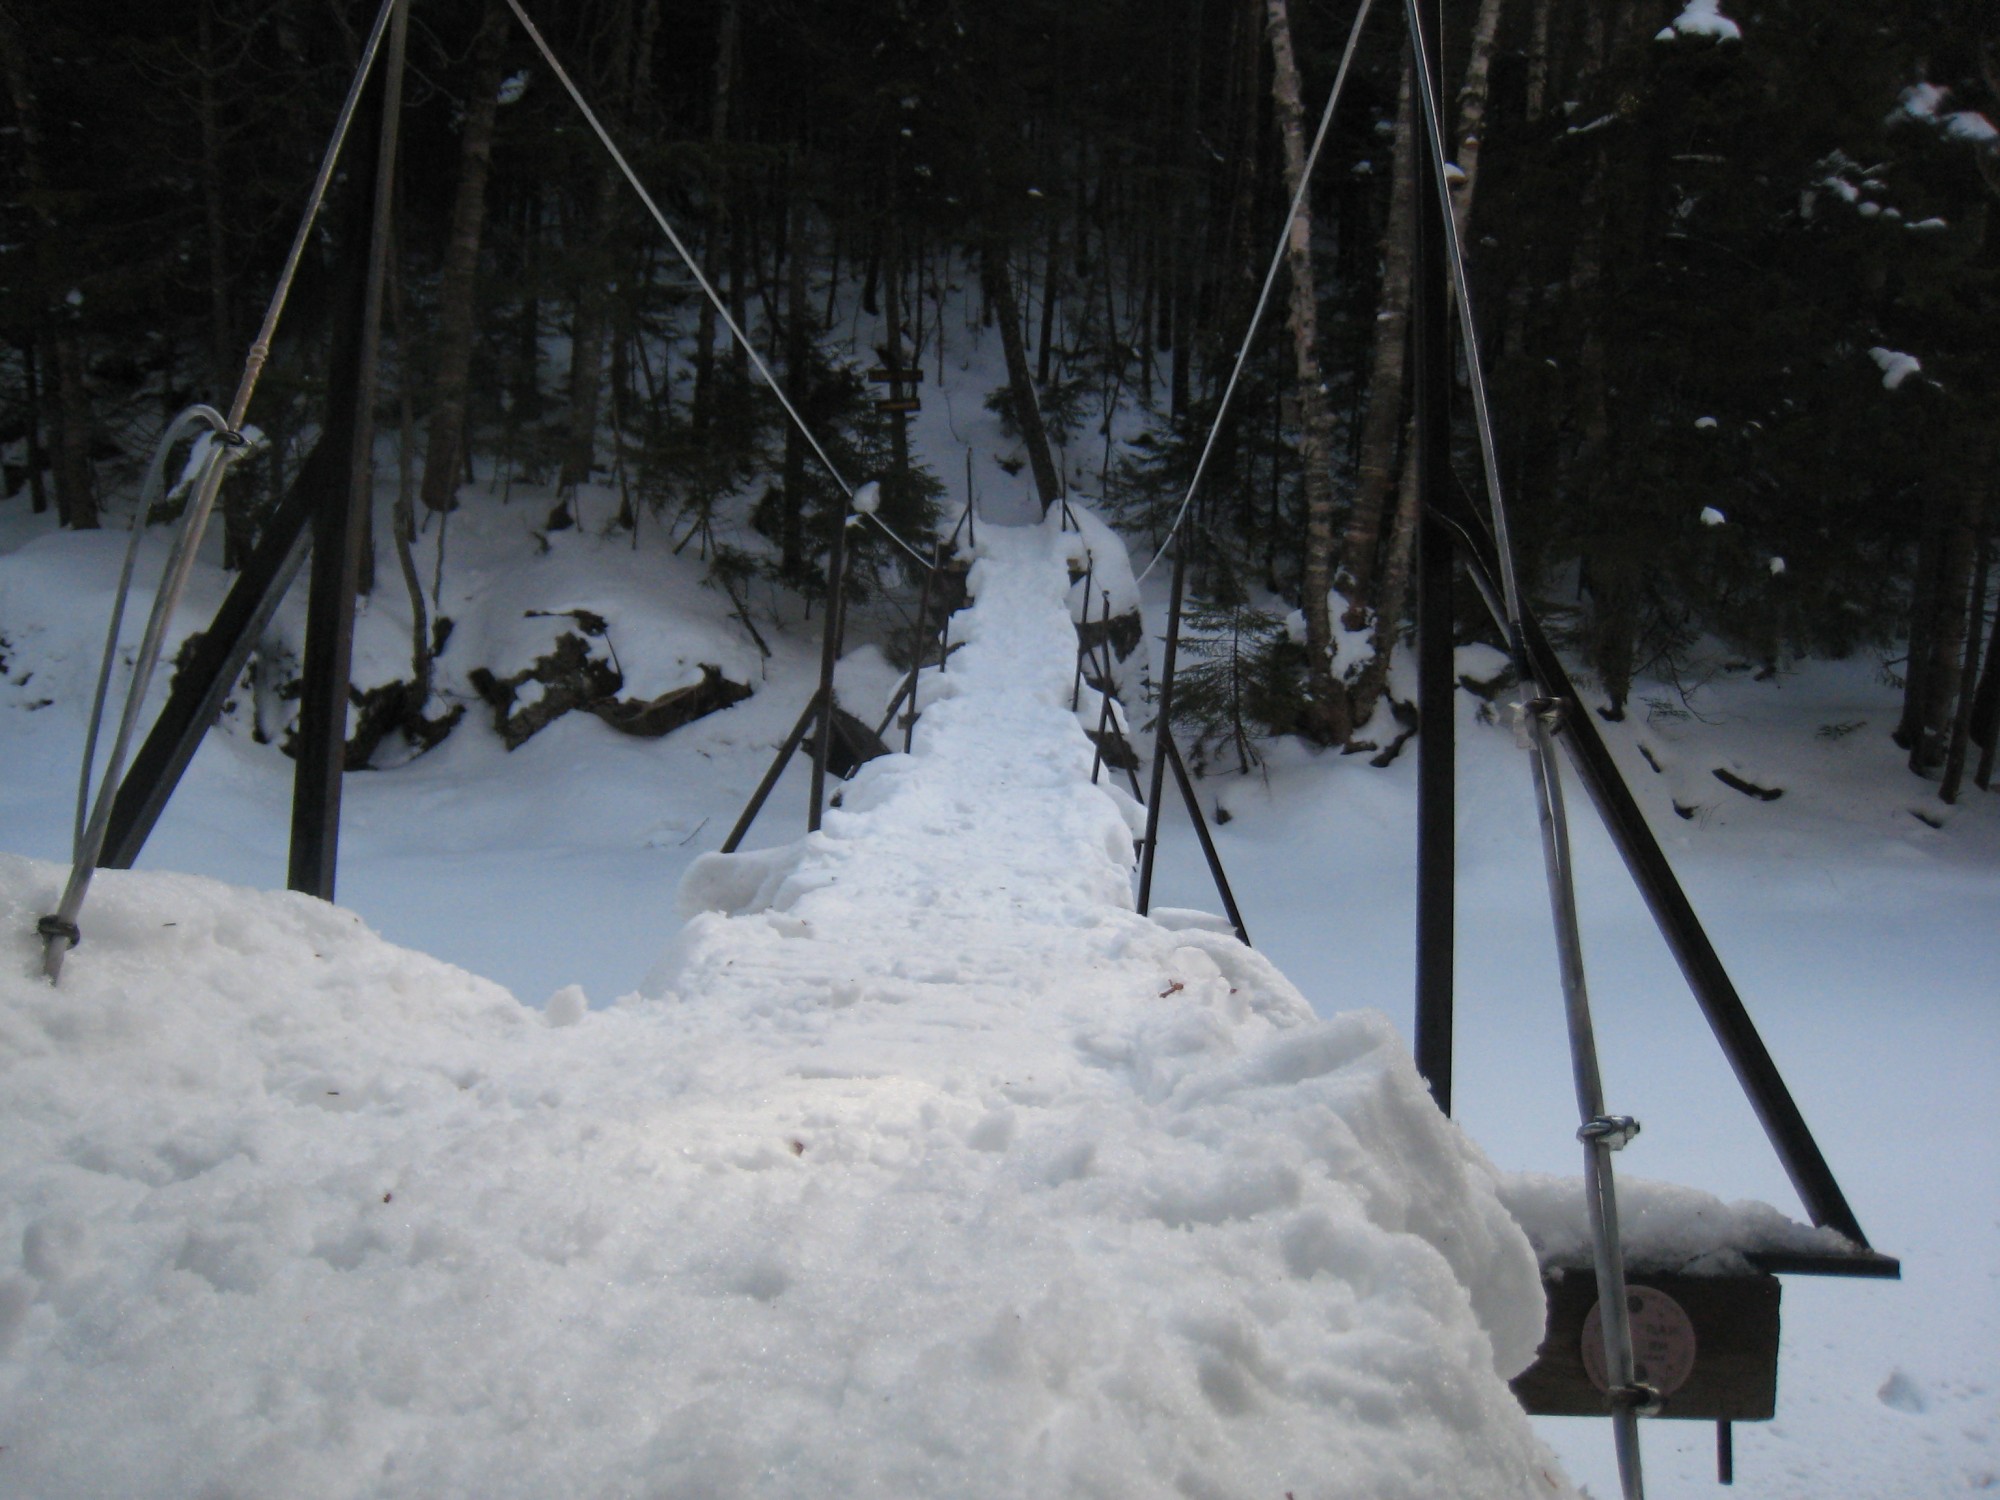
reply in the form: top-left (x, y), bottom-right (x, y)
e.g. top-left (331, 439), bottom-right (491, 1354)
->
top-left (99, 436), bottom-right (352, 870)
top-left (720, 693), bottom-right (821, 854)
top-left (1071, 557), bottom-right (1095, 712)
top-left (894, 536), bottom-right (945, 749)
top-left (808, 507), bottom-right (850, 833)
top-left (1410, 11), bottom-right (1456, 1116)
top-left (287, 0), bottom-right (408, 901)
top-left (1164, 735), bottom-right (1249, 945)
top-left (1093, 596), bottom-right (1146, 801)
top-left (1136, 540), bottom-right (1190, 914)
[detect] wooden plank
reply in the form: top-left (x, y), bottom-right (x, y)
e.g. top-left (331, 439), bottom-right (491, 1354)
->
top-left (1511, 1270), bottom-right (1781, 1421)
top-left (875, 397), bottom-right (922, 414)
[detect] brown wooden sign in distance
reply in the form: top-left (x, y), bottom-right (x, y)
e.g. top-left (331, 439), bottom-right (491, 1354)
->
top-left (866, 367), bottom-right (922, 385)
top-left (1511, 1269), bottom-right (1780, 1421)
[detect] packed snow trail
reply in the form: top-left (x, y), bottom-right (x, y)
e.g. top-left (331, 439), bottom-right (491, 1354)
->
top-left (0, 514), bottom-right (1572, 1498)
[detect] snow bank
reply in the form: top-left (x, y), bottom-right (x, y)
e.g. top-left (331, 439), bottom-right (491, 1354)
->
top-left (1053, 498), bottom-right (1141, 625)
top-left (0, 517), bottom-right (1572, 1498)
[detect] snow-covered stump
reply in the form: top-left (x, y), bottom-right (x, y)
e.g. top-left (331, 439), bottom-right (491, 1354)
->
top-left (0, 513), bottom-right (1574, 1498)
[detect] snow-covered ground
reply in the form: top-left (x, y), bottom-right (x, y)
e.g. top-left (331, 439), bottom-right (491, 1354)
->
top-left (1, 325), bottom-right (1995, 1494)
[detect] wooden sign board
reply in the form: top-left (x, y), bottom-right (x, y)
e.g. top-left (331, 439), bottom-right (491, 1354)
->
top-left (876, 397), bottom-right (922, 414)
top-left (1511, 1269), bottom-right (1781, 1421)
top-left (866, 367), bottom-right (922, 385)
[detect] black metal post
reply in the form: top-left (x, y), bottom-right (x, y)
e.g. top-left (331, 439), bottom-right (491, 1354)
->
top-left (1092, 595), bottom-right (1145, 801)
top-left (808, 506), bottom-right (850, 833)
top-left (1164, 735), bottom-right (1249, 945)
top-left (1717, 1421), bottom-right (1734, 1486)
top-left (1090, 687), bottom-right (1115, 787)
top-left (287, 0), bottom-right (407, 901)
top-left (100, 438), bottom-right (346, 868)
top-left (1071, 557), bottom-right (1095, 712)
top-left (720, 693), bottom-right (821, 854)
top-left (1410, 6), bottom-right (1456, 1115)
top-left (897, 536), bottom-right (945, 749)
top-left (1136, 540), bottom-right (1190, 914)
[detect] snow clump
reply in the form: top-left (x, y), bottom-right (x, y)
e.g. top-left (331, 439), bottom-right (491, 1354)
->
top-left (1656, 0), bottom-right (1741, 43)
top-left (1869, 347), bottom-right (1923, 389)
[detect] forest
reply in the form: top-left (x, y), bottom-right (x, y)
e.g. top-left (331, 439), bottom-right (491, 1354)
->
top-left (5, 0), bottom-right (1999, 795)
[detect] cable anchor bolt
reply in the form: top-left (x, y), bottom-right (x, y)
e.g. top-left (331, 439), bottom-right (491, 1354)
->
top-left (1577, 1113), bottom-right (1642, 1150)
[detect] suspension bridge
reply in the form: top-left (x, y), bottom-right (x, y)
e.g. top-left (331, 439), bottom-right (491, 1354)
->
top-left (13, 0), bottom-right (1901, 1494)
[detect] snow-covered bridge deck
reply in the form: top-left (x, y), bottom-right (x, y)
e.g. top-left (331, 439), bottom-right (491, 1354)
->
top-left (0, 516), bottom-right (1571, 1498)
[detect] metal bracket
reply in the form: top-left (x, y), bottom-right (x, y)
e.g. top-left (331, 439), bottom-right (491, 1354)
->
top-left (36, 914), bottom-right (80, 952)
top-left (1609, 1382), bottom-right (1664, 1418)
top-left (1578, 1114), bottom-right (1643, 1150)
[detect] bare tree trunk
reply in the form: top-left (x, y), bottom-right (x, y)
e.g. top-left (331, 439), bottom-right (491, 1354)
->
top-left (1967, 535), bottom-right (2000, 788)
top-left (1452, 0), bottom-right (1506, 236)
top-left (781, 178), bottom-right (810, 580)
top-left (49, 332), bottom-right (95, 530)
top-left (388, 243), bottom-right (432, 701)
top-left (1916, 490), bottom-right (1979, 774)
top-left (20, 337), bottom-right (47, 513)
top-left (0, 10), bottom-right (95, 528)
top-left (692, 0), bottom-right (740, 434)
top-left (1268, 0), bottom-right (1350, 745)
top-left (1897, 497), bottom-right (1945, 754)
top-left (726, 199), bottom-right (751, 396)
top-left (1037, 205), bottom-right (1061, 387)
top-left (199, 3), bottom-right (259, 566)
top-left (1350, 425), bottom-right (1421, 733)
top-left (1335, 67), bottom-right (1415, 620)
top-left (196, 2), bottom-right (235, 396)
top-left (559, 177), bottom-right (611, 512)
top-left (982, 239), bottom-right (1061, 508)
top-left (419, 0), bottom-right (506, 516)
top-left (1526, 0), bottom-right (1555, 120)
top-left (1941, 525), bottom-right (1989, 803)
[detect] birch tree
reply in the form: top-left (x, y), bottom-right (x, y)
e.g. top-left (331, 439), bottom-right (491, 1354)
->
top-left (1267, 0), bottom-right (1349, 745)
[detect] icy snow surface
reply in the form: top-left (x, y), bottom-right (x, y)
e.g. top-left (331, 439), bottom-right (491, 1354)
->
top-left (0, 517), bottom-right (1573, 1498)
top-left (1499, 1173), bottom-right (1860, 1275)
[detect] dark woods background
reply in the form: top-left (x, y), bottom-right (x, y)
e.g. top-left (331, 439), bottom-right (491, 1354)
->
top-left (5, 0), bottom-right (1998, 790)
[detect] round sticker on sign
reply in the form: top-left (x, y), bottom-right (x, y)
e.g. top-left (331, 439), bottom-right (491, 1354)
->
top-left (1582, 1285), bottom-right (1698, 1397)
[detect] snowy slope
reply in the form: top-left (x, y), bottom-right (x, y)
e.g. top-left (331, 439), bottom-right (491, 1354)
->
top-left (0, 517), bottom-right (1574, 1499)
